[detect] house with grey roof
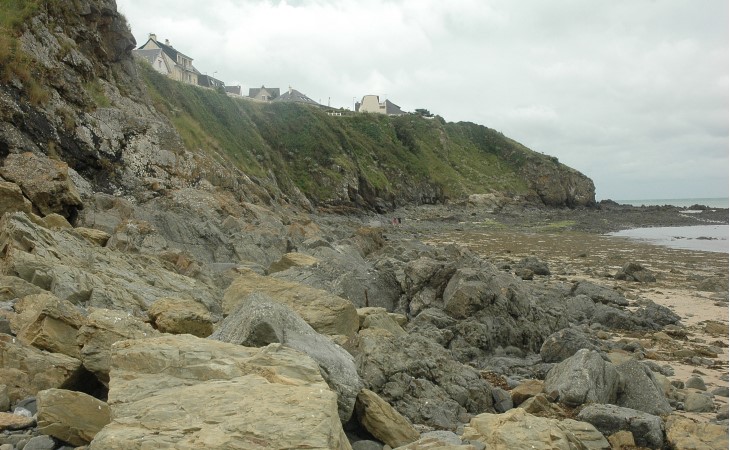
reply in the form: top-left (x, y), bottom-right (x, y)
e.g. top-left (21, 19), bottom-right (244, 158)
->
top-left (225, 85), bottom-right (242, 96)
top-left (273, 87), bottom-right (320, 106)
top-left (134, 34), bottom-right (199, 85)
top-left (198, 74), bottom-right (224, 90)
top-left (355, 95), bottom-right (405, 116)
top-left (248, 86), bottom-right (280, 102)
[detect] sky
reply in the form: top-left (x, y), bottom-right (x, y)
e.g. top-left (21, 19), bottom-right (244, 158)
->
top-left (116, 0), bottom-right (729, 201)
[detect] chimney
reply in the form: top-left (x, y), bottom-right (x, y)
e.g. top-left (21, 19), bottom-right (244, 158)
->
top-left (165, 39), bottom-right (170, 46)
top-left (289, 86), bottom-right (292, 94)
top-left (149, 33), bottom-right (157, 41)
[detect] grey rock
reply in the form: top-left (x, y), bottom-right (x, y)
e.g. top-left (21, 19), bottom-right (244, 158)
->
top-left (590, 304), bottom-right (659, 331)
top-left (577, 403), bottom-right (664, 449)
top-left (0, 385), bottom-right (8, 412)
top-left (543, 349), bottom-right (620, 406)
top-left (572, 281), bottom-right (628, 306)
top-left (684, 392), bottom-right (715, 413)
top-left (615, 359), bottom-right (672, 416)
top-left (635, 301), bottom-right (681, 326)
top-left (22, 435), bottom-right (56, 450)
top-left (685, 375), bottom-right (707, 391)
top-left (420, 431), bottom-right (462, 445)
top-left (211, 293), bottom-right (363, 423)
top-left (491, 388), bottom-right (513, 413)
top-left (539, 327), bottom-right (602, 363)
top-left (352, 440), bottom-right (383, 450)
top-left (615, 262), bottom-right (656, 282)
top-left (516, 256), bottom-right (550, 276)
top-left (711, 386), bottom-right (729, 397)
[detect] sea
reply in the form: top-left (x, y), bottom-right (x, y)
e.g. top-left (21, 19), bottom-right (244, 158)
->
top-left (607, 198), bottom-right (729, 253)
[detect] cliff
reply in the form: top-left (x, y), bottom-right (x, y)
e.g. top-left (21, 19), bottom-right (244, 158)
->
top-left (0, 0), bottom-right (595, 214)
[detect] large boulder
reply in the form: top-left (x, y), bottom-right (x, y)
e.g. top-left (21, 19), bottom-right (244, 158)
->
top-left (614, 359), bottom-right (671, 416)
top-left (90, 335), bottom-right (351, 450)
top-left (0, 153), bottom-right (83, 221)
top-left (36, 388), bottom-right (110, 446)
top-left (0, 181), bottom-right (32, 217)
top-left (354, 389), bottom-right (420, 448)
top-left (576, 404), bottom-right (663, 449)
top-left (223, 269), bottom-right (358, 337)
top-left (665, 414), bottom-right (728, 450)
top-left (147, 296), bottom-right (213, 337)
top-left (11, 292), bottom-right (85, 358)
top-left (543, 349), bottom-right (620, 407)
top-left (571, 282), bottom-right (628, 306)
top-left (540, 327), bottom-right (602, 363)
top-left (0, 334), bottom-right (82, 404)
top-left (76, 308), bottom-right (159, 385)
top-left (462, 409), bottom-right (609, 450)
top-left (349, 328), bottom-right (493, 430)
top-left (614, 262), bottom-right (656, 283)
top-left (210, 293), bottom-right (363, 422)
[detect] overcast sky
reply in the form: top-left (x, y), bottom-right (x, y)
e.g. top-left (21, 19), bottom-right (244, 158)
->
top-left (116, 0), bottom-right (728, 201)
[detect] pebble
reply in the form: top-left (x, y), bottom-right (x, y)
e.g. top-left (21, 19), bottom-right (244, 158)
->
top-left (23, 435), bottom-right (56, 450)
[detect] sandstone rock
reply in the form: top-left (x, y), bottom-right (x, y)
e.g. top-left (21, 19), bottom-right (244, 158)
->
top-left (0, 276), bottom-right (43, 302)
top-left (40, 213), bottom-right (72, 229)
top-left (11, 292), bottom-right (84, 358)
top-left (576, 404), bottom-right (663, 449)
top-left (90, 335), bottom-right (350, 449)
top-left (355, 389), bottom-right (420, 448)
top-left (511, 379), bottom-right (544, 406)
top-left (684, 392), bottom-right (715, 412)
top-left (462, 409), bottom-right (609, 450)
top-left (211, 293), bottom-right (363, 422)
top-left (614, 359), bottom-right (672, 416)
top-left (223, 269), bottom-right (359, 336)
top-left (0, 412), bottom-right (34, 431)
top-left (76, 308), bottom-right (159, 385)
top-left (543, 349), bottom-right (620, 407)
top-left (665, 414), bottom-right (728, 450)
top-left (394, 436), bottom-right (477, 450)
top-left (571, 282), bottom-right (628, 306)
top-left (350, 328), bottom-right (493, 430)
top-left (517, 394), bottom-right (566, 418)
top-left (70, 227), bottom-right (111, 246)
top-left (0, 334), bottom-right (82, 404)
top-left (615, 262), bottom-right (656, 283)
top-left (0, 385), bottom-right (8, 411)
top-left (361, 312), bottom-right (407, 337)
top-left (357, 307), bottom-right (388, 327)
top-left (0, 181), bottom-right (32, 217)
top-left (606, 431), bottom-right (635, 449)
top-left (268, 251), bottom-right (319, 273)
top-left (0, 153), bottom-right (83, 221)
top-left (147, 296), bottom-right (213, 337)
top-left (36, 388), bottom-right (110, 446)
top-left (540, 327), bottom-right (602, 363)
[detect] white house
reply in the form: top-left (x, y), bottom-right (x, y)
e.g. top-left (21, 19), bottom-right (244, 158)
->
top-left (355, 95), bottom-right (405, 116)
top-left (134, 33), bottom-right (199, 85)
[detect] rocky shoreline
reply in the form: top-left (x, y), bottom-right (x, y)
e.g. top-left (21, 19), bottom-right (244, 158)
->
top-left (0, 178), bottom-right (727, 449)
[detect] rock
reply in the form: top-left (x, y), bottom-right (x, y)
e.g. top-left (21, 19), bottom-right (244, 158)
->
top-left (147, 296), bottom-right (213, 337)
top-left (349, 329), bottom-right (493, 431)
top-left (0, 275), bottom-right (44, 302)
top-left (394, 436), bottom-right (475, 450)
top-left (70, 227), bottom-right (111, 246)
top-left (514, 268), bottom-right (533, 280)
top-left (606, 431), bottom-right (635, 449)
top-left (614, 359), bottom-right (672, 416)
top-left (634, 301), bottom-right (681, 326)
top-left (0, 153), bottom-right (83, 221)
top-left (510, 379), bottom-right (544, 406)
top-left (211, 293), bottom-right (363, 423)
top-left (420, 431), bottom-right (463, 446)
top-left (615, 262), bottom-right (656, 283)
top-left (355, 389), bottom-right (420, 448)
top-left (0, 181), bottom-right (32, 216)
top-left (697, 277), bottom-right (729, 293)
top-left (571, 282), bottom-right (628, 306)
top-left (684, 392), bottom-right (715, 413)
top-left (223, 269), bottom-right (359, 337)
top-left (491, 388), bottom-right (513, 413)
top-left (268, 252), bottom-right (319, 273)
top-left (539, 327), bottom-right (602, 363)
top-left (0, 385), bottom-right (7, 412)
top-left (0, 412), bottom-right (35, 431)
top-left (352, 440), bottom-right (384, 450)
top-left (517, 394), bottom-right (566, 418)
top-left (22, 435), bottom-right (55, 450)
top-left (516, 256), bottom-right (550, 276)
top-left (665, 414), bottom-right (728, 450)
top-left (90, 335), bottom-right (350, 449)
top-left (41, 213), bottom-right (72, 229)
top-left (76, 308), bottom-right (159, 385)
top-left (36, 388), bottom-right (110, 446)
top-left (361, 312), bottom-right (407, 337)
top-left (543, 349), bottom-right (620, 407)
top-left (11, 292), bottom-right (85, 358)
top-left (0, 334), bottom-right (82, 404)
top-left (711, 386), bottom-right (728, 397)
top-left (576, 404), bottom-right (663, 449)
top-left (685, 375), bottom-right (707, 391)
top-left (462, 409), bottom-right (609, 449)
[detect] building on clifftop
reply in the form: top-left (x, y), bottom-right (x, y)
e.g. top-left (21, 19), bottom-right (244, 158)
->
top-left (134, 34), bottom-right (199, 85)
top-left (248, 86), bottom-right (280, 102)
top-left (355, 95), bottom-right (405, 116)
top-left (273, 87), bottom-right (320, 106)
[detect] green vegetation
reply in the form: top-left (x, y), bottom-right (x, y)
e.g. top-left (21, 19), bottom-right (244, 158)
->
top-left (138, 60), bottom-right (552, 205)
top-left (85, 79), bottom-right (111, 108)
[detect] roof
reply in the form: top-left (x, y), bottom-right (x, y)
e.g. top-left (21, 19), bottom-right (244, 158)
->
top-left (384, 99), bottom-right (405, 115)
top-left (225, 85), bottom-right (242, 95)
top-left (139, 37), bottom-right (194, 64)
top-left (133, 48), bottom-right (164, 65)
top-left (274, 88), bottom-right (320, 106)
top-left (249, 86), bottom-right (280, 99)
top-left (198, 74), bottom-right (224, 88)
